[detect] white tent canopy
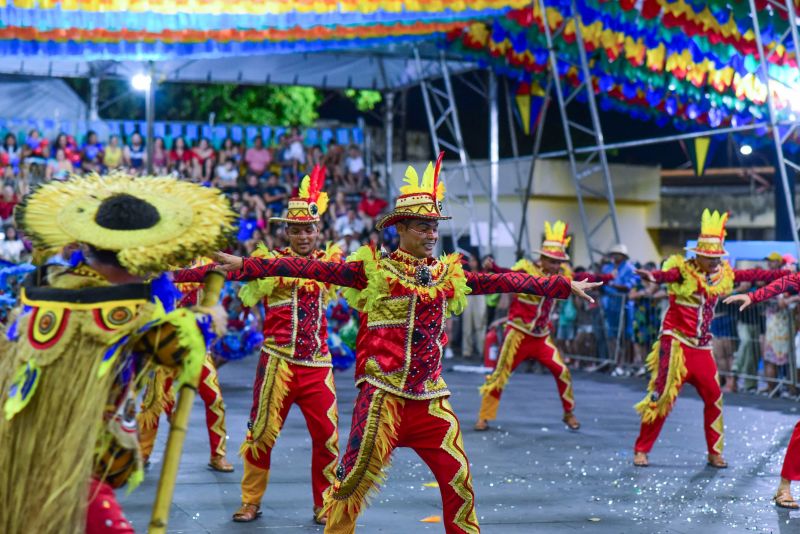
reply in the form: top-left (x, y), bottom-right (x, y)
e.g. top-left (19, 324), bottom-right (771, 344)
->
top-left (0, 49), bottom-right (476, 91)
top-left (0, 76), bottom-right (87, 121)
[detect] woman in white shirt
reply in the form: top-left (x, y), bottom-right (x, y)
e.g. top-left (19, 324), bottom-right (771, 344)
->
top-left (0, 226), bottom-right (27, 263)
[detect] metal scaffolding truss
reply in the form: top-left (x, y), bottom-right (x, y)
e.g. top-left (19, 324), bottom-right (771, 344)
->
top-left (747, 0), bottom-right (800, 259)
top-left (537, 0), bottom-right (621, 264)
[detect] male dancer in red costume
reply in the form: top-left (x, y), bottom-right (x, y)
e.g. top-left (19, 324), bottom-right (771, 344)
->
top-left (175, 166), bottom-right (342, 524)
top-left (633, 209), bottom-right (790, 468)
top-left (726, 271), bottom-right (800, 508)
top-left (476, 220), bottom-right (611, 431)
top-left (214, 153), bottom-right (602, 533)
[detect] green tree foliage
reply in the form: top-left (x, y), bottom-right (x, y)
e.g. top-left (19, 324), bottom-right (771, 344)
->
top-left (185, 85), bottom-right (322, 126)
top-left (344, 89), bottom-right (382, 112)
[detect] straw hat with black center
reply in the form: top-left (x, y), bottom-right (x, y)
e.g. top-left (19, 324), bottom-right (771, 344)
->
top-left (686, 208), bottom-right (729, 258)
top-left (15, 172), bottom-right (236, 275)
top-left (270, 165), bottom-right (329, 225)
top-left (537, 220), bottom-right (571, 261)
top-left (376, 151), bottom-right (451, 230)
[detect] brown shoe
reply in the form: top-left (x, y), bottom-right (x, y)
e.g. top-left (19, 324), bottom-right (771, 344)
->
top-left (209, 455), bottom-right (234, 473)
top-left (232, 503), bottom-right (261, 522)
top-left (633, 451), bottom-right (649, 467)
top-left (707, 454), bottom-right (728, 468)
top-left (313, 506), bottom-right (327, 525)
top-left (562, 412), bottom-right (580, 430)
top-left (474, 419), bottom-right (489, 431)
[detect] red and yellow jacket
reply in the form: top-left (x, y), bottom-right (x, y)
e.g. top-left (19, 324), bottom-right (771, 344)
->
top-left (233, 245), bottom-right (572, 400)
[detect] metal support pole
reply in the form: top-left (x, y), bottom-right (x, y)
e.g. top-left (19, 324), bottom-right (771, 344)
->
top-left (516, 75), bottom-right (553, 259)
top-left (89, 76), bottom-right (100, 121)
top-left (488, 70), bottom-right (499, 254)
top-left (383, 92), bottom-right (395, 200)
top-left (747, 0), bottom-right (800, 260)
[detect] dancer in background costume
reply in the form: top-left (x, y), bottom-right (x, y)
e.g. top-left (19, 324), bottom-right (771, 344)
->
top-left (176, 165), bottom-right (342, 525)
top-left (138, 260), bottom-right (234, 473)
top-left (476, 220), bottom-right (611, 431)
top-left (633, 209), bottom-right (790, 468)
top-left (213, 153), bottom-right (602, 534)
top-left (726, 271), bottom-right (800, 508)
top-left (0, 173), bottom-right (233, 534)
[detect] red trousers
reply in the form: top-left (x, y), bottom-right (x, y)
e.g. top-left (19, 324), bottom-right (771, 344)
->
top-left (634, 336), bottom-right (724, 455)
top-left (781, 422), bottom-right (800, 480)
top-left (139, 354), bottom-right (228, 459)
top-left (325, 383), bottom-right (479, 534)
top-left (478, 328), bottom-right (575, 421)
top-left (240, 353), bottom-right (338, 509)
top-left (85, 478), bottom-right (134, 534)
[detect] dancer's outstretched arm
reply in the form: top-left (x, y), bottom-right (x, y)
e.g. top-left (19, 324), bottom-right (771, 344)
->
top-left (464, 271), bottom-right (601, 303)
top-left (725, 272), bottom-right (800, 311)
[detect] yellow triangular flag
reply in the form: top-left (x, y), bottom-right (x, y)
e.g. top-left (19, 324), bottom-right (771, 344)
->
top-left (694, 137), bottom-right (711, 177)
top-left (420, 515), bottom-right (442, 523)
top-left (515, 94), bottom-right (531, 135)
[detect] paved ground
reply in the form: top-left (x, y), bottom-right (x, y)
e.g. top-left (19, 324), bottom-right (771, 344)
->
top-left (120, 359), bottom-right (800, 533)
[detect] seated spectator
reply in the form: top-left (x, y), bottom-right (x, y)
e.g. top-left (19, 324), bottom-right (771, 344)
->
top-left (169, 137), bottom-right (192, 177)
top-left (324, 139), bottom-right (345, 187)
top-left (124, 132), bottom-right (146, 175)
top-left (343, 144), bottom-right (365, 191)
top-left (308, 145), bottom-right (324, 169)
top-left (335, 208), bottom-right (365, 238)
top-left (336, 228), bottom-right (361, 255)
top-left (214, 158), bottom-right (240, 191)
top-left (54, 133), bottom-right (80, 168)
top-left (237, 204), bottom-right (263, 244)
top-left (103, 135), bottom-right (124, 171)
top-left (262, 173), bottom-right (288, 219)
top-left (274, 134), bottom-right (295, 180)
top-left (1, 133), bottom-right (21, 178)
top-left (286, 128), bottom-right (306, 183)
top-left (47, 148), bottom-right (73, 181)
top-left (0, 184), bottom-right (18, 224)
top-left (244, 136), bottom-right (272, 177)
top-left (329, 190), bottom-right (350, 225)
top-left (0, 225), bottom-right (26, 263)
top-left (357, 188), bottom-right (388, 228)
top-left (192, 138), bottom-right (216, 182)
top-left (81, 130), bottom-right (103, 173)
top-left (23, 129), bottom-right (47, 161)
top-left (241, 174), bottom-right (266, 211)
top-left (152, 137), bottom-right (169, 175)
top-left (219, 138), bottom-right (240, 165)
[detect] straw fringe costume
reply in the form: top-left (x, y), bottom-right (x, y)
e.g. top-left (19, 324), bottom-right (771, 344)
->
top-left (225, 155), bottom-right (573, 534)
top-left (478, 221), bottom-right (609, 426)
top-left (634, 210), bottom-right (789, 458)
top-left (0, 173), bottom-right (233, 534)
top-left (748, 275), bottom-right (800, 482)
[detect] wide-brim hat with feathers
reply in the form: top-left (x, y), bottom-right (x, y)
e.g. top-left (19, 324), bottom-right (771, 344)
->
top-left (376, 151), bottom-right (451, 230)
top-left (270, 165), bottom-right (329, 224)
top-left (15, 172), bottom-right (236, 275)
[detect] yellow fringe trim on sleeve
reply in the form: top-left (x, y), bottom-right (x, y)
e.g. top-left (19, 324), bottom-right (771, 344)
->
top-left (322, 390), bottom-right (403, 526)
top-left (479, 328), bottom-right (525, 397)
top-left (634, 338), bottom-right (688, 423)
top-left (662, 255), bottom-right (734, 299)
top-left (239, 356), bottom-right (294, 461)
top-left (137, 366), bottom-right (176, 431)
top-left (342, 246), bottom-right (470, 317)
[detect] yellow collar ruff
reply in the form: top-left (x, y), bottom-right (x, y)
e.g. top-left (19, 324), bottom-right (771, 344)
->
top-left (662, 254), bottom-right (734, 298)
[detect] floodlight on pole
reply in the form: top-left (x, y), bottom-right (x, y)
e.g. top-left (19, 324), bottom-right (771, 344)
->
top-left (740, 144), bottom-right (753, 156)
top-left (131, 73), bottom-right (152, 92)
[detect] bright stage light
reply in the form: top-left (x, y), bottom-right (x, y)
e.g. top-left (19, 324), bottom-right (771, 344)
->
top-left (131, 73), bottom-right (152, 92)
top-left (740, 144), bottom-right (753, 156)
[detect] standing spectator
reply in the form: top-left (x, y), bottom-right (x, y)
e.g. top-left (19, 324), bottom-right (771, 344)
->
top-left (357, 188), bottom-right (388, 229)
top-left (0, 184), bottom-right (18, 224)
top-left (713, 298), bottom-right (739, 392)
top-left (244, 136), bottom-right (272, 177)
top-left (601, 244), bottom-right (638, 372)
top-left (731, 291), bottom-right (763, 393)
top-left (169, 137), bottom-right (192, 177)
top-left (81, 130), bottom-right (103, 173)
top-left (103, 135), bottom-right (124, 171)
top-left (1, 133), bottom-right (21, 178)
top-left (335, 208), bottom-right (365, 238)
top-left (191, 138), bottom-right (216, 182)
top-left (461, 254), bottom-right (486, 359)
top-left (344, 145), bottom-right (365, 191)
top-left (124, 132), bottom-right (146, 174)
top-left (262, 173), bottom-right (288, 220)
top-left (152, 137), bottom-right (169, 175)
top-left (555, 296), bottom-right (578, 358)
top-left (629, 261), bottom-right (664, 374)
top-left (762, 252), bottom-right (792, 392)
top-left (214, 158), bottom-right (240, 191)
top-left (0, 225), bottom-right (26, 263)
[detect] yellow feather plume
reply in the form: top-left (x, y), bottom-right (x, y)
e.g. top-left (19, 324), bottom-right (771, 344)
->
top-left (543, 220), bottom-right (570, 246)
top-left (700, 209), bottom-right (728, 238)
top-left (317, 191), bottom-right (329, 216)
top-left (298, 174), bottom-right (311, 198)
top-left (400, 165), bottom-right (421, 195)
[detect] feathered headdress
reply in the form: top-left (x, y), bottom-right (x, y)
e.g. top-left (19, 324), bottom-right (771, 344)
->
top-left (687, 208), bottom-right (729, 257)
top-left (270, 164), bottom-right (329, 223)
top-left (377, 151), bottom-right (451, 229)
top-left (536, 220), bottom-right (571, 261)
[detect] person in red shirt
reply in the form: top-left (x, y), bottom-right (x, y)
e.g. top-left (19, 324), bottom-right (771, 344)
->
top-left (0, 184), bottom-right (18, 222)
top-left (357, 187), bottom-right (388, 229)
